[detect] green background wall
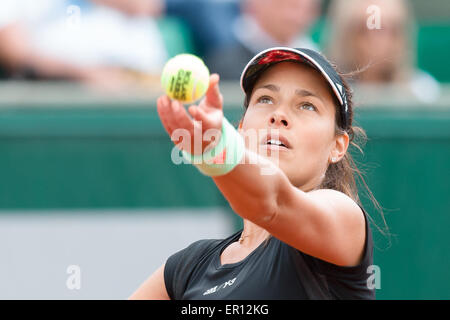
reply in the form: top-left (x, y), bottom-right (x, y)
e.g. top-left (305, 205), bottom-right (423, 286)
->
top-left (0, 101), bottom-right (449, 299)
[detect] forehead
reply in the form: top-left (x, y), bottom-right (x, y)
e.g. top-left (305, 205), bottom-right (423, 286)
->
top-left (252, 62), bottom-right (335, 101)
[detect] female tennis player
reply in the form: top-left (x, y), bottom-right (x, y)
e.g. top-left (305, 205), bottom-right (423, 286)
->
top-left (130, 47), bottom-right (377, 299)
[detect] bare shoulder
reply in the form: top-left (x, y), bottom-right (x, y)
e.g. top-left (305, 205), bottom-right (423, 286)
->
top-left (307, 189), bottom-right (365, 222)
top-left (307, 189), bottom-right (366, 266)
top-left (265, 187), bottom-right (367, 266)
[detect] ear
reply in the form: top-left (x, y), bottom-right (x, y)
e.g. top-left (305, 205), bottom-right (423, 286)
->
top-left (329, 132), bottom-right (349, 164)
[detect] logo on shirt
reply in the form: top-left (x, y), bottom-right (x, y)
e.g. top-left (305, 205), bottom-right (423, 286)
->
top-left (203, 277), bottom-right (237, 296)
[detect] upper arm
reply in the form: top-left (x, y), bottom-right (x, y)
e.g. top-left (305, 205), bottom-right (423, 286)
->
top-left (263, 187), bottom-right (366, 267)
top-left (128, 263), bottom-right (171, 300)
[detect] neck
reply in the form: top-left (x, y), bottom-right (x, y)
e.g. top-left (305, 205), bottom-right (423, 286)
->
top-left (239, 219), bottom-right (269, 247)
top-left (297, 173), bottom-right (325, 193)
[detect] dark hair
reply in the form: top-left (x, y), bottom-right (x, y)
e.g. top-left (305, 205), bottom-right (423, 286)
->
top-left (241, 65), bottom-right (389, 241)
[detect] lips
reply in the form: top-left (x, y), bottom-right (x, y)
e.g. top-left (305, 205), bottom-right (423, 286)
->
top-left (261, 132), bottom-right (292, 149)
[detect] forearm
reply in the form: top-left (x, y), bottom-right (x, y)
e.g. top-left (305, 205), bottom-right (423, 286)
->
top-left (0, 24), bottom-right (30, 72)
top-left (213, 149), bottom-right (286, 225)
top-left (24, 54), bottom-right (89, 80)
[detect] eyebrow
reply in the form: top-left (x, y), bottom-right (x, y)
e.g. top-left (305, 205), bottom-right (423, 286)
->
top-left (295, 88), bottom-right (321, 101)
top-left (254, 84), bottom-right (280, 92)
top-left (254, 84), bottom-right (323, 102)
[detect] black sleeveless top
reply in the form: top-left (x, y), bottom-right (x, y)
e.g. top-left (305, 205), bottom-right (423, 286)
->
top-left (164, 208), bottom-right (375, 300)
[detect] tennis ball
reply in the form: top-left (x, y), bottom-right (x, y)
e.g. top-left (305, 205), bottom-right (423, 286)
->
top-left (161, 54), bottom-right (210, 104)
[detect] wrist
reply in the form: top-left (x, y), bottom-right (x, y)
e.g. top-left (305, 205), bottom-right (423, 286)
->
top-left (182, 117), bottom-right (245, 177)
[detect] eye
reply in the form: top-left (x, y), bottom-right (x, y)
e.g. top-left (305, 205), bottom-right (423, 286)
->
top-left (257, 96), bottom-right (274, 105)
top-left (298, 102), bottom-right (317, 112)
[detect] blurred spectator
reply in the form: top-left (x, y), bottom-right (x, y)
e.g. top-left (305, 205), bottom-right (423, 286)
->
top-left (205, 0), bottom-right (321, 80)
top-left (324, 0), bottom-right (440, 104)
top-left (91, 0), bottom-right (165, 17)
top-left (164, 0), bottom-right (240, 58)
top-left (0, 0), bottom-right (168, 90)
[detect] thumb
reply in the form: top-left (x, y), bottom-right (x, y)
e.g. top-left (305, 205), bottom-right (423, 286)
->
top-left (204, 73), bottom-right (223, 109)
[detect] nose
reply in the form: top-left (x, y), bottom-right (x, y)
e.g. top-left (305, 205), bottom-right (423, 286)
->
top-left (269, 112), bottom-right (289, 128)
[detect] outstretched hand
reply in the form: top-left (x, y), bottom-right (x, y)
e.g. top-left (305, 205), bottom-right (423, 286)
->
top-left (157, 74), bottom-right (224, 155)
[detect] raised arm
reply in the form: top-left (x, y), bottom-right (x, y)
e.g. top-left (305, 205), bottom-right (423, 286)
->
top-left (156, 75), bottom-right (366, 267)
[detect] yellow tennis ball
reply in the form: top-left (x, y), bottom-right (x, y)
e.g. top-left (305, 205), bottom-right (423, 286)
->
top-left (161, 54), bottom-right (210, 104)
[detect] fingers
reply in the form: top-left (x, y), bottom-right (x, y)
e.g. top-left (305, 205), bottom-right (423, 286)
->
top-left (204, 73), bottom-right (223, 110)
top-left (188, 105), bottom-right (204, 122)
top-left (172, 100), bottom-right (194, 134)
top-left (157, 93), bottom-right (223, 155)
top-left (187, 105), bottom-right (197, 119)
top-left (156, 95), bottom-right (175, 136)
top-left (188, 104), bottom-right (218, 129)
top-left (157, 95), bottom-right (194, 144)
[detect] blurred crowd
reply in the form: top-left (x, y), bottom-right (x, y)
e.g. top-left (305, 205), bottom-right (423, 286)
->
top-left (0, 0), bottom-right (443, 103)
